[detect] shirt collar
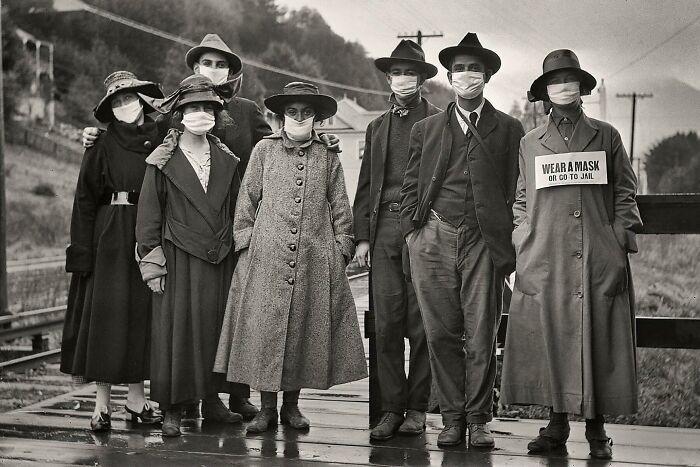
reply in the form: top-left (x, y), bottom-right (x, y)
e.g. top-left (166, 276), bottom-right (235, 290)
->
top-left (456, 98), bottom-right (485, 124)
top-left (389, 92), bottom-right (422, 117)
top-left (551, 105), bottom-right (582, 126)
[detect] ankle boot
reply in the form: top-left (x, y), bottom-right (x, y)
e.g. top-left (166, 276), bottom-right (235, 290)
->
top-left (246, 408), bottom-right (278, 434)
top-left (202, 395), bottom-right (242, 423)
top-left (162, 406), bottom-right (182, 437)
top-left (586, 415), bottom-right (613, 460)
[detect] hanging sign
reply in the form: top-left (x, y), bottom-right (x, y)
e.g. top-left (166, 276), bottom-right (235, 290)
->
top-left (535, 151), bottom-right (607, 189)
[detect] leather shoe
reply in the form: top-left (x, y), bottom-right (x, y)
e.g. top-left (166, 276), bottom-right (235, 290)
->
top-left (202, 397), bottom-right (243, 423)
top-left (90, 411), bottom-right (111, 432)
top-left (125, 402), bottom-right (163, 424)
top-left (162, 407), bottom-right (182, 437)
top-left (437, 424), bottom-right (465, 447)
top-left (398, 410), bottom-right (426, 435)
top-left (246, 407), bottom-right (278, 434)
top-left (370, 412), bottom-right (404, 441)
top-left (528, 425), bottom-right (569, 452)
top-left (588, 438), bottom-right (613, 459)
top-left (229, 396), bottom-right (259, 421)
top-left (468, 423), bottom-right (495, 448)
top-left (182, 401), bottom-right (201, 420)
top-left (280, 404), bottom-right (310, 430)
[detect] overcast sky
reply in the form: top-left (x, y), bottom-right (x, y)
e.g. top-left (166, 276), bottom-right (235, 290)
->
top-left (277, 0), bottom-right (700, 112)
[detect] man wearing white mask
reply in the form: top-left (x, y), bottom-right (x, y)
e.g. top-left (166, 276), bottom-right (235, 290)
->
top-left (501, 49), bottom-right (642, 461)
top-left (400, 33), bottom-right (524, 448)
top-left (353, 40), bottom-right (439, 441)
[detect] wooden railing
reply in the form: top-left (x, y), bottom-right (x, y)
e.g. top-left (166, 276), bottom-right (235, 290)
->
top-left (0, 306), bottom-right (66, 373)
top-left (365, 194), bottom-right (700, 426)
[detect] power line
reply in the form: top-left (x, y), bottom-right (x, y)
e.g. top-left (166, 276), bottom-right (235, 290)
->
top-left (616, 92), bottom-right (653, 163)
top-left (61, 1), bottom-right (391, 96)
top-left (608, 13), bottom-right (700, 79)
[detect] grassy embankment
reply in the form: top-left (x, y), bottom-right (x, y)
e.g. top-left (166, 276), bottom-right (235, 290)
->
top-left (3, 142), bottom-right (700, 427)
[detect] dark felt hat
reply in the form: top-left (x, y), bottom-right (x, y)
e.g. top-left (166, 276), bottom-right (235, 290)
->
top-left (529, 49), bottom-right (597, 101)
top-left (185, 33), bottom-right (243, 75)
top-left (171, 74), bottom-right (225, 111)
top-left (374, 40), bottom-right (438, 79)
top-left (93, 71), bottom-right (163, 123)
top-left (264, 82), bottom-right (337, 121)
top-left (438, 32), bottom-right (501, 73)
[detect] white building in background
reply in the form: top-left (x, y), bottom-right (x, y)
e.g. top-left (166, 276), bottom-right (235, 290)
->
top-left (265, 97), bottom-right (384, 203)
top-left (15, 28), bottom-right (55, 128)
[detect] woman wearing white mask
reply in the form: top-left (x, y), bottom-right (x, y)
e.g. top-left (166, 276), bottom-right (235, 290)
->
top-left (214, 82), bottom-right (367, 434)
top-left (500, 50), bottom-right (643, 460)
top-left (61, 71), bottom-right (164, 432)
top-left (135, 74), bottom-right (244, 436)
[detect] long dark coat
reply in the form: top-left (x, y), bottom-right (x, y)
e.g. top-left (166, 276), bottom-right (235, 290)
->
top-left (61, 119), bottom-right (161, 383)
top-left (214, 131), bottom-right (367, 392)
top-left (353, 97), bottom-right (440, 247)
top-left (400, 101), bottom-right (525, 276)
top-left (500, 113), bottom-right (643, 417)
top-left (135, 130), bottom-right (241, 410)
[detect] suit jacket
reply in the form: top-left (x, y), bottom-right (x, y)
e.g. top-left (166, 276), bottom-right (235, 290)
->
top-left (400, 100), bottom-right (525, 275)
top-left (353, 98), bottom-right (441, 247)
top-left (157, 97), bottom-right (272, 176)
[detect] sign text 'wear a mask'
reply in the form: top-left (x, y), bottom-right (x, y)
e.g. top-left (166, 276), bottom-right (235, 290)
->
top-left (534, 151), bottom-right (607, 189)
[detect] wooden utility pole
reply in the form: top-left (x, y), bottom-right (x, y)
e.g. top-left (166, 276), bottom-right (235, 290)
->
top-left (397, 30), bottom-right (443, 47)
top-left (616, 92), bottom-right (653, 163)
top-left (0, 0), bottom-right (9, 316)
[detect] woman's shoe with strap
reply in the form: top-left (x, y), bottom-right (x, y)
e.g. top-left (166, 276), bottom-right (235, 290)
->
top-left (126, 402), bottom-right (163, 424)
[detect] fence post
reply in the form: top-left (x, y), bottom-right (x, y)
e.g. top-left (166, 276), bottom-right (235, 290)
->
top-left (32, 333), bottom-right (49, 353)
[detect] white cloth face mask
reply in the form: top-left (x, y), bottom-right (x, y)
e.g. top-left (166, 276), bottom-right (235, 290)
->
top-left (451, 71), bottom-right (485, 99)
top-left (182, 111), bottom-right (216, 135)
top-left (284, 115), bottom-right (314, 141)
top-left (198, 65), bottom-right (229, 85)
top-left (389, 75), bottom-right (420, 99)
top-left (547, 81), bottom-right (581, 105)
top-left (112, 99), bottom-right (143, 124)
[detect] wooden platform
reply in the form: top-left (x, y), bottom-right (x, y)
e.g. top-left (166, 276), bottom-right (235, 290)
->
top-left (0, 276), bottom-right (698, 466)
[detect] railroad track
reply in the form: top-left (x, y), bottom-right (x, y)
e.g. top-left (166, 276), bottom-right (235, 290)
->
top-left (7, 256), bottom-right (66, 273)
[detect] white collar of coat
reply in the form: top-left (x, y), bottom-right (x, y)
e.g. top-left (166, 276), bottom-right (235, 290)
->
top-left (145, 128), bottom-right (238, 169)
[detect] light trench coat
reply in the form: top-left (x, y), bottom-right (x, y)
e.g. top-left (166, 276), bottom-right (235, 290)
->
top-left (214, 131), bottom-right (367, 392)
top-left (500, 113), bottom-right (643, 417)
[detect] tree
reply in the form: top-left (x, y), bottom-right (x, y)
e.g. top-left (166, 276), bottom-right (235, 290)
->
top-left (645, 132), bottom-right (700, 193)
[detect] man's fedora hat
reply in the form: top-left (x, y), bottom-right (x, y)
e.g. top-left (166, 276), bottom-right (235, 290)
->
top-left (94, 70), bottom-right (163, 123)
top-left (438, 32), bottom-right (501, 74)
top-left (374, 40), bottom-right (438, 79)
top-left (185, 33), bottom-right (243, 75)
top-left (264, 82), bottom-right (337, 121)
top-left (529, 49), bottom-right (597, 102)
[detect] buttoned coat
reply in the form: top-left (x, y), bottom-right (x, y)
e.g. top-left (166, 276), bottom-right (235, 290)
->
top-left (135, 130), bottom-right (241, 409)
top-left (500, 113), bottom-right (643, 417)
top-left (214, 131), bottom-right (367, 391)
top-left (353, 98), bottom-right (441, 247)
top-left (400, 101), bottom-right (524, 276)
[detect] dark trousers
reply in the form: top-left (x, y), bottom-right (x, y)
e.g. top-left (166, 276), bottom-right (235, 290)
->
top-left (372, 211), bottom-right (431, 413)
top-left (408, 216), bottom-right (501, 424)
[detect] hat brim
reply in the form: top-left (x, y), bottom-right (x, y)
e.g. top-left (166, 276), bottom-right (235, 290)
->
top-left (529, 68), bottom-right (597, 101)
top-left (264, 93), bottom-right (338, 121)
top-left (438, 46), bottom-right (501, 74)
top-left (94, 82), bottom-right (163, 124)
top-left (186, 45), bottom-right (243, 75)
top-left (173, 91), bottom-right (225, 111)
top-left (374, 57), bottom-right (438, 79)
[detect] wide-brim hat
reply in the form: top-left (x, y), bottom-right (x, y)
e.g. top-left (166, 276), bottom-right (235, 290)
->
top-left (529, 49), bottom-right (597, 102)
top-left (94, 71), bottom-right (163, 123)
top-left (171, 74), bottom-right (225, 111)
top-left (438, 32), bottom-right (501, 74)
top-left (185, 33), bottom-right (242, 75)
top-left (374, 39), bottom-right (438, 79)
top-left (264, 82), bottom-right (337, 121)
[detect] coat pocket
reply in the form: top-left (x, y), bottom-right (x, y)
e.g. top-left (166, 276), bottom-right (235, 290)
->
top-left (593, 226), bottom-right (628, 297)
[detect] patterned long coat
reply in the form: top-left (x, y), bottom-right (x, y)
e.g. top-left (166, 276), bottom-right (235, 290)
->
top-left (500, 113), bottom-right (643, 417)
top-left (214, 131), bottom-right (367, 392)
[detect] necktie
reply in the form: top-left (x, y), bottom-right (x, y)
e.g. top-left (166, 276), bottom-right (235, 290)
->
top-left (466, 112), bottom-right (478, 137)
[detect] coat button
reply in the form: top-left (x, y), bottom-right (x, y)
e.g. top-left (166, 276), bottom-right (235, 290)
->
top-left (297, 163), bottom-right (305, 170)
top-left (289, 244), bottom-right (296, 251)
top-left (287, 278), bottom-right (294, 284)
top-left (573, 210), bottom-right (581, 218)
top-left (431, 177), bottom-right (436, 182)
top-left (297, 150), bottom-right (305, 156)
top-left (207, 249), bottom-right (217, 262)
top-left (294, 197), bottom-right (302, 203)
top-left (143, 140), bottom-right (152, 149)
top-left (576, 251), bottom-right (582, 259)
top-left (577, 291), bottom-right (583, 298)
top-left (290, 227), bottom-right (298, 234)
top-left (289, 261), bottom-right (296, 268)
top-left (296, 179), bottom-right (303, 186)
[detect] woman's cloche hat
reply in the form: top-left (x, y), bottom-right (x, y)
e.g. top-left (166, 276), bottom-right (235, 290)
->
top-left (374, 40), bottom-right (438, 79)
top-left (93, 71), bottom-right (163, 123)
top-left (264, 82), bottom-right (338, 121)
top-left (529, 49), bottom-right (597, 102)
